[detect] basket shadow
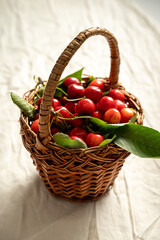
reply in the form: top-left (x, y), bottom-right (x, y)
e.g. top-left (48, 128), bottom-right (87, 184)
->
top-left (5, 172), bottom-right (104, 240)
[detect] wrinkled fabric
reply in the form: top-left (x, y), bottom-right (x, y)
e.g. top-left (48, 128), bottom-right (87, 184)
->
top-left (0, 0), bottom-right (160, 239)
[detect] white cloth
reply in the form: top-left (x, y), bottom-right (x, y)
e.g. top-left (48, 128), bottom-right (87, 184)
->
top-left (0, 0), bottom-right (160, 239)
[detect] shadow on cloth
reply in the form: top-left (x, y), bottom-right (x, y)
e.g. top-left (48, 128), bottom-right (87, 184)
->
top-left (1, 172), bottom-right (99, 240)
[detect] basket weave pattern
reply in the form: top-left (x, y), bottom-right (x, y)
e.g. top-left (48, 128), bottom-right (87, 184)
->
top-left (20, 27), bottom-right (144, 202)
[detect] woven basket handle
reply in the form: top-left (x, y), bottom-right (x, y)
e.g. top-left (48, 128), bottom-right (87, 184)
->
top-left (37, 27), bottom-right (120, 148)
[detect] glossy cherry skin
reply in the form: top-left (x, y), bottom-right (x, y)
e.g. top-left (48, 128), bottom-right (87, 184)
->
top-left (85, 133), bottom-right (104, 147)
top-left (91, 111), bottom-right (103, 120)
top-left (51, 127), bottom-right (61, 135)
top-left (108, 89), bottom-right (125, 102)
top-left (34, 113), bottom-right (39, 120)
top-left (64, 101), bottom-right (77, 114)
top-left (85, 86), bottom-right (103, 102)
top-left (33, 105), bottom-right (38, 110)
top-left (69, 127), bottom-right (87, 140)
top-left (103, 108), bottom-right (121, 124)
top-left (54, 106), bottom-right (71, 119)
top-left (95, 102), bottom-right (100, 111)
top-left (115, 99), bottom-right (128, 112)
top-left (52, 98), bottom-right (61, 109)
top-left (67, 84), bottom-right (85, 99)
top-left (70, 136), bottom-right (85, 143)
top-left (70, 117), bottom-right (84, 128)
top-left (31, 119), bottom-right (39, 133)
top-left (76, 98), bottom-right (95, 115)
top-left (58, 96), bottom-right (67, 105)
top-left (37, 97), bottom-right (43, 110)
top-left (120, 108), bottom-right (134, 123)
top-left (99, 96), bottom-right (116, 113)
top-left (63, 77), bottom-right (81, 88)
top-left (89, 79), bottom-right (105, 92)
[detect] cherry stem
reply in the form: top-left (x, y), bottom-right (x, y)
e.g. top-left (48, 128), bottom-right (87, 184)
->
top-left (63, 96), bottom-right (86, 102)
top-left (50, 108), bottom-right (58, 127)
top-left (58, 115), bottom-right (92, 121)
top-left (86, 125), bottom-right (99, 134)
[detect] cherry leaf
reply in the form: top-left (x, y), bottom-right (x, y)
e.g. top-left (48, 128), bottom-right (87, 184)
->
top-left (53, 132), bottom-right (87, 149)
top-left (10, 92), bottom-right (38, 119)
top-left (113, 124), bottom-right (160, 158)
top-left (99, 135), bottom-right (117, 147)
top-left (58, 68), bottom-right (84, 87)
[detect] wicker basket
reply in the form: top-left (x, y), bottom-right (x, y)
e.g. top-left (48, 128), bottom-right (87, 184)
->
top-left (20, 27), bottom-right (144, 202)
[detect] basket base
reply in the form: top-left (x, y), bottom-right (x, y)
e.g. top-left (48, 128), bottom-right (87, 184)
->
top-left (44, 182), bottom-right (113, 202)
top-left (32, 150), bottom-right (128, 203)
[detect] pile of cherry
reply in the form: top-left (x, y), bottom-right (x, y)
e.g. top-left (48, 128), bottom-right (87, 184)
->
top-left (31, 77), bottom-right (134, 147)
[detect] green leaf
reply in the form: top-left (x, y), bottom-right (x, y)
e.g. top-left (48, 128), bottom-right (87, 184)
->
top-left (54, 87), bottom-right (67, 98)
top-left (89, 117), bottom-right (125, 134)
top-left (89, 117), bottom-right (107, 128)
top-left (129, 112), bottom-right (137, 123)
top-left (53, 132), bottom-right (87, 149)
top-left (10, 92), bottom-right (38, 119)
top-left (85, 75), bottom-right (95, 86)
top-left (38, 84), bottom-right (45, 97)
top-left (57, 68), bottom-right (84, 87)
top-left (34, 84), bottom-right (46, 104)
top-left (113, 123), bottom-right (160, 158)
top-left (99, 135), bottom-right (117, 147)
top-left (89, 114), bottom-right (137, 134)
top-left (102, 90), bottom-right (110, 96)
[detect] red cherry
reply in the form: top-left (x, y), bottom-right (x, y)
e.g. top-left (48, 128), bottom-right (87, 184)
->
top-left (89, 79), bottom-right (105, 92)
top-left (76, 98), bottom-right (95, 115)
top-left (52, 98), bottom-right (61, 109)
top-left (74, 104), bottom-right (78, 113)
top-left (115, 99), bottom-right (128, 112)
top-left (108, 89), bottom-right (125, 101)
top-left (91, 111), bottom-right (103, 120)
top-left (70, 136), bottom-right (85, 143)
top-left (31, 119), bottom-right (39, 133)
top-left (63, 77), bottom-right (81, 88)
top-left (34, 113), bottom-right (39, 120)
top-left (85, 133), bottom-right (104, 147)
top-left (64, 101), bottom-right (77, 113)
top-left (51, 127), bottom-right (61, 135)
top-left (67, 84), bottom-right (85, 99)
top-left (54, 106), bottom-right (71, 119)
top-left (95, 102), bottom-right (100, 111)
top-left (71, 117), bottom-right (84, 128)
top-left (120, 108), bottom-right (134, 123)
top-left (37, 97), bottom-right (43, 110)
top-left (99, 96), bottom-right (116, 113)
top-left (33, 105), bottom-right (39, 110)
top-left (69, 127), bottom-right (87, 140)
top-left (58, 96), bottom-right (67, 105)
top-left (85, 86), bottom-right (103, 102)
top-left (103, 108), bottom-right (121, 124)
